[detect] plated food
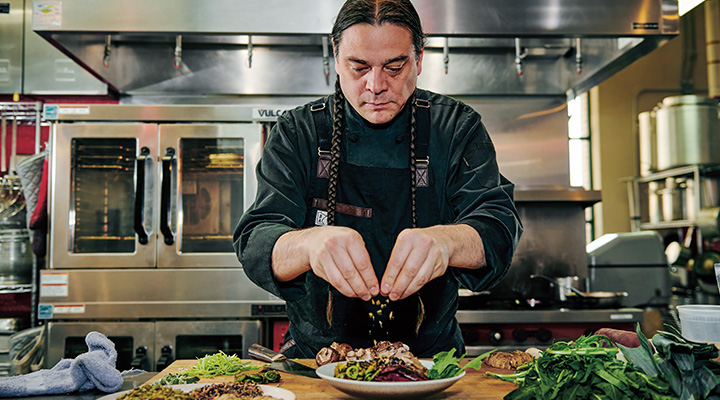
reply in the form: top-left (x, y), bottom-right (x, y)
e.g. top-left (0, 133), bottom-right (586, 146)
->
top-left (315, 360), bottom-right (465, 399)
top-left (103, 382), bottom-right (295, 400)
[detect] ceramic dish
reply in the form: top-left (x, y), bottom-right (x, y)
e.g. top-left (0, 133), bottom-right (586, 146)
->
top-left (96, 382), bottom-right (296, 400)
top-left (315, 360), bottom-right (465, 399)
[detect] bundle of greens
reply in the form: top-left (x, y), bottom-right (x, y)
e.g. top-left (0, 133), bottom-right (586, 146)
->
top-left (427, 348), bottom-right (493, 379)
top-left (617, 324), bottom-right (720, 400)
top-left (487, 334), bottom-right (674, 399)
top-left (185, 351), bottom-right (258, 378)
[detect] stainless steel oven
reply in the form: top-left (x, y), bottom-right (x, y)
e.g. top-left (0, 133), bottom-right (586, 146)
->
top-left (47, 106), bottom-right (262, 269)
top-left (39, 104), bottom-right (293, 371)
top-left (46, 319), bottom-right (262, 372)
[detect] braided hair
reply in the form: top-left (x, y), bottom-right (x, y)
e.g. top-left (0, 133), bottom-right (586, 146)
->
top-left (327, 0), bottom-right (425, 227)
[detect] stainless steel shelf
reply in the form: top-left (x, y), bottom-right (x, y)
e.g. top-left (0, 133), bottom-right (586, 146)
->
top-left (455, 308), bottom-right (644, 324)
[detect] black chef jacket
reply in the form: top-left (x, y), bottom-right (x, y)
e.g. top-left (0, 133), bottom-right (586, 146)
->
top-left (233, 89), bottom-right (522, 358)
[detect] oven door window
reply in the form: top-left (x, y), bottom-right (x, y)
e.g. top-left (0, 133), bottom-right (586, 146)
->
top-left (70, 138), bottom-right (137, 253)
top-left (179, 138), bottom-right (245, 253)
top-left (175, 334), bottom-right (244, 359)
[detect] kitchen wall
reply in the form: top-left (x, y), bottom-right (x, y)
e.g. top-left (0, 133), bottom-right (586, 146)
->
top-left (590, 4), bottom-right (710, 236)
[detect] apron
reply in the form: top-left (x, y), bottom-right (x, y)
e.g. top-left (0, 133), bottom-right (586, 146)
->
top-left (282, 94), bottom-right (463, 358)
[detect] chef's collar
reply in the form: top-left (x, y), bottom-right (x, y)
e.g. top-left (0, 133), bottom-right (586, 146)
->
top-left (345, 98), bottom-right (411, 132)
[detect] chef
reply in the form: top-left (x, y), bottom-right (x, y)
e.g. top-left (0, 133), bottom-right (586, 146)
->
top-left (233, 0), bottom-right (522, 358)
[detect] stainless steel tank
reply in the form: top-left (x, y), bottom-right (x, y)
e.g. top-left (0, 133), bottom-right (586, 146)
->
top-left (638, 109), bottom-right (658, 176)
top-left (0, 229), bottom-right (33, 285)
top-left (656, 95), bottom-right (720, 170)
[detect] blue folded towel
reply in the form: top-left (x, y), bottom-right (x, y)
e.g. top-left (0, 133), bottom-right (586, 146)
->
top-left (0, 331), bottom-right (123, 397)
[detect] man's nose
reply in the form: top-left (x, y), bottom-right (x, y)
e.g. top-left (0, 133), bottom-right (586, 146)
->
top-left (366, 68), bottom-right (388, 94)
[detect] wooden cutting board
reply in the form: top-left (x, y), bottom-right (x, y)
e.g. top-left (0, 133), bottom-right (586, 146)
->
top-left (149, 359), bottom-right (518, 399)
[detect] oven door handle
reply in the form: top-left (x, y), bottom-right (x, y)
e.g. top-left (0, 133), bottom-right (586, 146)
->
top-left (134, 147), bottom-right (150, 245)
top-left (160, 147), bottom-right (176, 246)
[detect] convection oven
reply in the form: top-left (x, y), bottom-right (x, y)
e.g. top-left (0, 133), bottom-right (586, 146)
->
top-left (39, 104), bottom-right (293, 371)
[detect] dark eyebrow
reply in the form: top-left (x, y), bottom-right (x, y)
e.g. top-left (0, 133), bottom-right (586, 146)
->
top-left (384, 55), bottom-right (408, 65)
top-left (347, 55), bottom-right (409, 66)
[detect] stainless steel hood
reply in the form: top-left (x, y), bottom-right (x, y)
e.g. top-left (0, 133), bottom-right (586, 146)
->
top-left (31, 0), bottom-right (679, 97)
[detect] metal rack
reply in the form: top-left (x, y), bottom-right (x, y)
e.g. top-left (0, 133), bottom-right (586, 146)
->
top-left (0, 102), bottom-right (45, 166)
top-left (626, 164), bottom-right (720, 232)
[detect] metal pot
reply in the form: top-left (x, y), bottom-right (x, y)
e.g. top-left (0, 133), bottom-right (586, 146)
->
top-left (656, 95), bottom-right (720, 170)
top-left (0, 229), bottom-right (34, 285)
top-left (531, 275), bottom-right (583, 302)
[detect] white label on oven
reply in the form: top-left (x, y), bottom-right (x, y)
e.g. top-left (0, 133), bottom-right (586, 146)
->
top-left (610, 313), bottom-right (634, 320)
top-left (40, 272), bottom-right (69, 297)
top-left (57, 105), bottom-right (90, 115)
top-left (41, 271), bottom-right (69, 284)
top-left (40, 272), bottom-right (68, 297)
top-left (40, 283), bottom-right (68, 297)
top-left (53, 304), bottom-right (86, 314)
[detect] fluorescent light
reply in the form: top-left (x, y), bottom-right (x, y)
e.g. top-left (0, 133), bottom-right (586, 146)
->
top-left (679, 0), bottom-right (706, 16)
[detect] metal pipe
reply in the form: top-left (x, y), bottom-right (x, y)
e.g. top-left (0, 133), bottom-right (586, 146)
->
top-left (575, 37), bottom-right (583, 75)
top-left (443, 37), bottom-right (449, 74)
top-left (35, 102), bottom-right (42, 154)
top-left (103, 35), bottom-right (112, 68)
top-left (514, 37), bottom-right (527, 76)
top-left (10, 116), bottom-right (17, 175)
top-left (706, 0), bottom-right (720, 98)
top-left (173, 35), bottom-right (182, 69)
top-left (1, 115), bottom-right (6, 173)
top-left (247, 35), bottom-right (253, 69)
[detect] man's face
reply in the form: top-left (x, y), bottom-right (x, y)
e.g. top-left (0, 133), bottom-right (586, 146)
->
top-left (334, 23), bottom-right (423, 125)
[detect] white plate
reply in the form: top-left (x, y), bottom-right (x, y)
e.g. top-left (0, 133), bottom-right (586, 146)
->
top-left (97, 382), bottom-right (296, 400)
top-left (315, 360), bottom-right (465, 399)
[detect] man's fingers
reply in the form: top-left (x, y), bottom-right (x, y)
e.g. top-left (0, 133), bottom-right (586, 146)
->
top-left (330, 248), bottom-right (374, 300)
top-left (347, 242), bottom-right (379, 297)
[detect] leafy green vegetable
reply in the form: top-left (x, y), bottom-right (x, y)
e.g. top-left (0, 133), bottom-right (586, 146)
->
top-left (235, 369), bottom-right (281, 384)
top-left (152, 371), bottom-right (200, 386)
top-left (488, 334), bottom-right (676, 399)
top-left (427, 348), bottom-right (495, 380)
top-left (185, 350), bottom-right (258, 378)
top-left (617, 323), bottom-right (720, 400)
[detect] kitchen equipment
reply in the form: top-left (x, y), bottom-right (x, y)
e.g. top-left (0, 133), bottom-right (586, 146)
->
top-left (40, 104), bottom-right (287, 372)
top-left (658, 177), bottom-right (687, 221)
top-left (587, 231), bottom-right (670, 307)
top-left (665, 226), bottom-right (695, 267)
top-left (530, 275), bottom-right (583, 302)
top-left (638, 110), bottom-right (657, 176)
top-left (655, 95), bottom-right (720, 170)
top-left (0, 229), bottom-right (33, 285)
top-left (48, 107), bottom-right (263, 268)
top-left (565, 291), bottom-right (629, 309)
top-left (46, 319), bottom-right (262, 372)
top-left (677, 305), bottom-right (720, 344)
top-left (457, 308), bottom-right (644, 355)
top-left (698, 207), bottom-right (720, 238)
top-left (694, 251), bottom-right (720, 283)
top-left (249, 344), bottom-right (319, 379)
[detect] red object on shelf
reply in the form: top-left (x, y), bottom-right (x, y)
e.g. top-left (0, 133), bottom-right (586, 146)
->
top-left (0, 292), bottom-right (32, 317)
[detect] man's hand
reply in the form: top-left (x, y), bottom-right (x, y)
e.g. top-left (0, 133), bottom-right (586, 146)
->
top-left (380, 224), bottom-right (485, 300)
top-left (273, 226), bottom-right (379, 301)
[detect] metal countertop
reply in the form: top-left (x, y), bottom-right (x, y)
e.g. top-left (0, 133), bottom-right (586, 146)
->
top-left (455, 308), bottom-right (645, 324)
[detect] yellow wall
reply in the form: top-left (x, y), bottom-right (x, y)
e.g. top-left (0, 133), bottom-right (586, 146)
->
top-left (590, 6), bottom-right (710, 236)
